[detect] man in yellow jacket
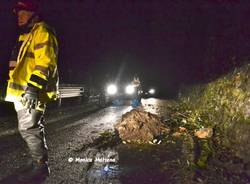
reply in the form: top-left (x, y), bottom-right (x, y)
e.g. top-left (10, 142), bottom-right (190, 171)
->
top-left (5, 0), bottom-right (58, 181)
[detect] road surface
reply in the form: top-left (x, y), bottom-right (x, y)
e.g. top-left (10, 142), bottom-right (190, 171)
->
top-left (0, 104), bottom-right (132, 184)
top-left (0, 99), bottom-right (248, 184)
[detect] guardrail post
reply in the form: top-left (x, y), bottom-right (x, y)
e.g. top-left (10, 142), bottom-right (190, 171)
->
top-left (77, 96), bottom-right (82, 104)
top-left (58, 98), bottom-right (62, 107)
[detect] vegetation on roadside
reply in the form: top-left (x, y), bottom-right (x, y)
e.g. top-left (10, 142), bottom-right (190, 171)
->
top-left (166, 63), bottom-right (250, 169)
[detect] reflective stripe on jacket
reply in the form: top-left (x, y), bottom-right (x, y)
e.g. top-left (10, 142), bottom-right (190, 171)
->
top-left (5, 21), bottom-right (59, 103)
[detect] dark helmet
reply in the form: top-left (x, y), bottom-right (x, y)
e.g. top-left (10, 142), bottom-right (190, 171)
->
top-left (13, 0), bottom-right (39, 14)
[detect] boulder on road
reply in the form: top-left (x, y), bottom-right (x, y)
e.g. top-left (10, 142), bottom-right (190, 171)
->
top-left (115, 109), bottom-right (169, 143)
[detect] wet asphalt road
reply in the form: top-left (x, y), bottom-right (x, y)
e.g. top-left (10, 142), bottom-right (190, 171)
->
top-left (1, 99), bottom-right (248, 184)
top-left (46, 105), bottom-right (133, 184)
top-left (0, 104), bottom-right (133, 184)
top-left (0, 99), bottom-right (200, 184)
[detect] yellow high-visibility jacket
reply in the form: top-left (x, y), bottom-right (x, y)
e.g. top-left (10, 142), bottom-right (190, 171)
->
top-left (5, 21), bottom-right (59, 103)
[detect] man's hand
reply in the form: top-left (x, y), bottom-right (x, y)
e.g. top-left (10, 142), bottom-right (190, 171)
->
top-left (21, 86), bottom-right (39, 112)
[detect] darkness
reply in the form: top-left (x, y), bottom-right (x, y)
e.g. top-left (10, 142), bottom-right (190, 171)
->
top-left (1, 0), bottom-right (250, 98)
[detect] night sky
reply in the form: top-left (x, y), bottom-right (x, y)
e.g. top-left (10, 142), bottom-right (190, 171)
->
top-left (1, 0), bottom-right (250, 97)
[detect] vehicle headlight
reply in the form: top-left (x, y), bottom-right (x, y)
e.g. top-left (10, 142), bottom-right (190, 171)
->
top-left (125, 85), bottom-right (135, 95)
top-left (149, 88), bottom-right (155, 94)
top-left (107, 84), bottom-right (117, 95)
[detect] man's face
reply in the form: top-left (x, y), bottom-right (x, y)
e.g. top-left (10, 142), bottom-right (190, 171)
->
top-left (16, 10), bottom-right (34, 27)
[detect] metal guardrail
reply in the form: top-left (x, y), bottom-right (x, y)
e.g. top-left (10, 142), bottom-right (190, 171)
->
top-left (57, 85), bottom-right (106, 107)
top-left (57, 85), bottom-right (85, 107)
top-left (0, 84), bottom-right (105, 107)
top-left (88, 94), bottom-right (100, 102)
top-left (58, 86), bottom-right (84, 98)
